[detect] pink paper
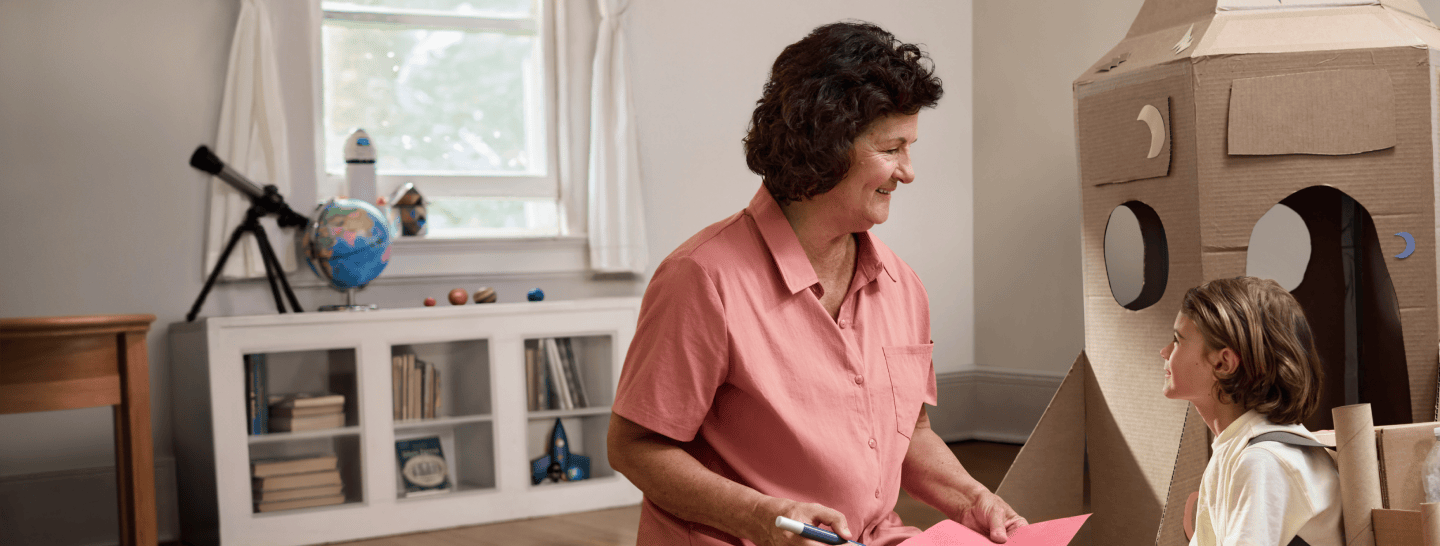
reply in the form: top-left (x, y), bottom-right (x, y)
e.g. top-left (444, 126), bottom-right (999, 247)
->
top-left (898, 514), bottom-right (1091, 546)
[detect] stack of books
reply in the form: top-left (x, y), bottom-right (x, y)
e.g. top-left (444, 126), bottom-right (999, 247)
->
top-left (251, 454), bottom-right (344, 512)
top-left (392, 353), bottom-right (441, 421)
top-left (267, 393), bottom-right (345, 432)
top-left (525, 337), bottom-right (589, 411)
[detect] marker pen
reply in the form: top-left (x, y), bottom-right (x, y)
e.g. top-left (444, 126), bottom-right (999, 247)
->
top-left (775, 516), bottom-right (865, 545)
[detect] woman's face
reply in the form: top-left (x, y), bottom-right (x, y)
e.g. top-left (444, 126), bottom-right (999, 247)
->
top-left (1159, 312), bottom-right (1221, 404)
top-left (810, 113), bottom-right (919, 231)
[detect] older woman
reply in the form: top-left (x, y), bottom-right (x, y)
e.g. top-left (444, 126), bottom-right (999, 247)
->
top-left (608, 21), bottom-right (1025, 546)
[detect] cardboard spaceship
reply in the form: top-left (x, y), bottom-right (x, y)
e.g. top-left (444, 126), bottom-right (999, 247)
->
top-left (996, 1), bottom-right (1440, 545)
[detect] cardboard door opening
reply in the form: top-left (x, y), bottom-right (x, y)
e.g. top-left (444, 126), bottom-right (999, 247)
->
top-left (1272, 186), bottom-right (1411, 430)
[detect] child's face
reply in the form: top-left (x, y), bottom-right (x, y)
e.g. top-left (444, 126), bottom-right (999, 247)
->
top-left (1159, 312), bottom-right (1221, 403)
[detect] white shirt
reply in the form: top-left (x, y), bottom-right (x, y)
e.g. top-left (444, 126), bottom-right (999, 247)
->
top-left (1190, 410), bottom-right (1343, 546)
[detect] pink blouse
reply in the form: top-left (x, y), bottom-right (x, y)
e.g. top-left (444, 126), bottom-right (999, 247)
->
top-left (613, 186), bottom-right (938, 546)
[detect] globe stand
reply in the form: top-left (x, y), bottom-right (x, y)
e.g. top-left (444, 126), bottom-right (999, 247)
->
top-left (318, 287), bottom-right (378, 312)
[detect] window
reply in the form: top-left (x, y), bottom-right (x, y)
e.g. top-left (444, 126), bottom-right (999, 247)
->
top-left (320, 0), bottom-right (560, 238)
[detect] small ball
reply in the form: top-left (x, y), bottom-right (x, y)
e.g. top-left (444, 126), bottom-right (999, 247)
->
top-left (473, 287), bottom-right (497, 304)
top-left (423, 297), bottom-right (437, 307)
top-left (448, 288), bottom-right (468, 305)
top-left (527, 288), bottom-right (545, 302)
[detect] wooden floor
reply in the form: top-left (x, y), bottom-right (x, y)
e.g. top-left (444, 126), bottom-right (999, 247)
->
top-left (330, 441), bottom-right (1021, 546)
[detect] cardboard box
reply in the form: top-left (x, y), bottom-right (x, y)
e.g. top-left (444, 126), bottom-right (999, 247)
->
top-left (1374, 509), bottom-right (1422, 546)
top-left (1378, 422), bottom-right (1440, 511)
top-left (998, 2), bottom-right (1440, 545)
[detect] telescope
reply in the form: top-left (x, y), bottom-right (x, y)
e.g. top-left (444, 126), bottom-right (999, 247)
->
top-left (186, 145), bottom-right (308, 321)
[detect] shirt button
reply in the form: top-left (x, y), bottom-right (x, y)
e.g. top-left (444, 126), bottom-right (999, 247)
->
top-left (854, 375), bottom-right (864, 385)
top-left (868, 438), bottom-right (877, 449)
top-left (838, 319), bottom-right (849, 328)
top-left (875, 489), bottom-right (880, 498)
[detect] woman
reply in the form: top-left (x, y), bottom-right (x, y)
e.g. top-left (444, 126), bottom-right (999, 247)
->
top-left (608, 21), bottom-right (1026, 546)
top-left (1161, 277), bottom-right (1342, 546)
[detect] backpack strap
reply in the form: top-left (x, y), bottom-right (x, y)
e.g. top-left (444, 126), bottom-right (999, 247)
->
top-left (1247, 431), bottom-right (1333, 546)
top-left (1247, 431), bottom-right (1333, 450)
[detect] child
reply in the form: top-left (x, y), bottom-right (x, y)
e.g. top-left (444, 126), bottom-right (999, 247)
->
top-left (1160, 277), bottom-right (1342, 546)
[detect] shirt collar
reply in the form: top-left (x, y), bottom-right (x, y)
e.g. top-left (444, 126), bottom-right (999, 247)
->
top-left (746, 186), bottom-right (894, 294)
top-left (1212, 409), bottom-right (1267, 449)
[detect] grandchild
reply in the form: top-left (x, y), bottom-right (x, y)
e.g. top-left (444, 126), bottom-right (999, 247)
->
top-left (1161, 277), bottom-right (1342, 546)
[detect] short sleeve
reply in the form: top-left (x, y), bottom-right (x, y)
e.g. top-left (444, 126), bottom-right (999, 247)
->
top-left (612, 255), bottom-right (729, 443)
top-left (1220, 447), bottom-right (1312, 546)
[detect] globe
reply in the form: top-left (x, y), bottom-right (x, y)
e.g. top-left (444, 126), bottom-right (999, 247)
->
top-left (303, 198), bottom-right (393, 291)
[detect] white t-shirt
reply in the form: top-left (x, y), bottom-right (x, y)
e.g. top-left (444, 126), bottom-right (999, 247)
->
top-left (1190, 410), bottom-right (1343, 546)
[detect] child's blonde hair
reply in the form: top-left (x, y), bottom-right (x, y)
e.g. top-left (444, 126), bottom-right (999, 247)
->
top-left (1180, 276), bottom-right (1323, 425)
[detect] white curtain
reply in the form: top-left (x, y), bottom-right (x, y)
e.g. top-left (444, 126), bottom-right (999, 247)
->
top-left (204, 0), bottom-right (294, 280)
top-left (587, 0), bottom-right (648, 274)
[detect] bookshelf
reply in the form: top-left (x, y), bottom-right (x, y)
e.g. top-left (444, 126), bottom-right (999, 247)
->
top-left (169, 298), bottom-right (643, 546)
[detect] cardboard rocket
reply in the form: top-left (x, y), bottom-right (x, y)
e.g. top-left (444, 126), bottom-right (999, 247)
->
top-left (997, 1), bottom-right (1440, 544)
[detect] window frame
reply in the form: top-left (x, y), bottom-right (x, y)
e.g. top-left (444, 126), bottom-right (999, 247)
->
top-left (284, 0), bottom-right (588, 280)
top-left (318, 0), bottom-right (565, 224)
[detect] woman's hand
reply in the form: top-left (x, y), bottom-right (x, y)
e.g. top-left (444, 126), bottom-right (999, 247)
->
top-left (745, 496), bottom-right (854, 546)
top-left (955, 491), bottom-right (1028, 543)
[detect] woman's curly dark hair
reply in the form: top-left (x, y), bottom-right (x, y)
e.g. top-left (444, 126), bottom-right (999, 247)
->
top-left (744, 21), bottom-right (944, 206)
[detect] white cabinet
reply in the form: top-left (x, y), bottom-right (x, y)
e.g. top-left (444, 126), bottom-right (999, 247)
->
top-left (169, 298), bottom-right (643, 546)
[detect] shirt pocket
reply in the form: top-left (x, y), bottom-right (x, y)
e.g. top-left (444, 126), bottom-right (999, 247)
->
top-left (883, 343), bottom-right (934, 439)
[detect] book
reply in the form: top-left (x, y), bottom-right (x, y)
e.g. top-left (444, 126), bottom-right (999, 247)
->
top-left (396, 435), bottom-right (451, 497)
top-left (525, 347), bottom-right (538, 411)
top-left (268, 412), bottom-right (345, 432)
top-left (251, 454), bottom-right (338, 478)
top-left (252, 469), bottom-right (342, 491)
top-left (392, 353), bottom-right (404, 420)
top-left (543, 338), bottom-right (573, 410)
top-left (253, 483), bottom-right (343, 503)
top-left (409, 354), bottom-right (421, 420)
top-left (255, 493), bottom-right (345, 513)
top-left (246, 354), bottom-right (268, 435)
top-left (559, 338), bottom-right (588, 408)
top-left (269, 404), bottom-right (343, 418)
top-left (268, 392), bottom-right (345, 409)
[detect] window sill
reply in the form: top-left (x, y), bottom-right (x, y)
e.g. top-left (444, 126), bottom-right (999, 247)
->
top-left (383, 234), bottom-right (589, 277)
top-left (280, 235), bottom-right (590, 288)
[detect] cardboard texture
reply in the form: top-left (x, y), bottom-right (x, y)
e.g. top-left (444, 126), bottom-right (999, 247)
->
top-left (1375, 509), bottom-right (1423, 546)
top-left (1377, 422), bottom-right (1440, 511)
top-left (999, 1), bottom-right (1440, 544)
top-left (1227, 70), bottom-right (1396, 156)
top-left (996, 354), bottom-right (1087, 524)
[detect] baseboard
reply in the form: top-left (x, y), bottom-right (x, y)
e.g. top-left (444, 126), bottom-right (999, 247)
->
top-left (927, 367), bottom-right (1065, 445)
top-left (0, 457), bottom-right (179, 546)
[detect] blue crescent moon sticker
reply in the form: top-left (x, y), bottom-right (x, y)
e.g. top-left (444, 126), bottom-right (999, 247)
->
top-left (1396, 232), bottom-right (1416, 259)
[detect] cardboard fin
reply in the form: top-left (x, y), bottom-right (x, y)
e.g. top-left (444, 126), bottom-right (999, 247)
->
top-left (997, 352), bottom-right (1087, 525)
top-left (1228, 69), bottom-right (1396, 156)
top-left (1153, 405), bottom-right (1211, 546)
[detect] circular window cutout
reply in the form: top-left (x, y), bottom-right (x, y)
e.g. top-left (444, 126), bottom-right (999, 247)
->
top-left (1246, 203), bottom-right (1310, 292)
top-left (1104, 201), bottom-right (1169, 310)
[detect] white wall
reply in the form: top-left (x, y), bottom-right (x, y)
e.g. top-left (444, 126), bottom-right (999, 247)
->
top-left (972, 0), bottom-right (1142, 374)
top-left (627, 0), bottom-right (975, 375)
top-left (0, 1), bottom-right (973, 542)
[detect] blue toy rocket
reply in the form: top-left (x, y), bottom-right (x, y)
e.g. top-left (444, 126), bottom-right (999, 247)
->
top-left (531, 418), bottom-right (590, 484)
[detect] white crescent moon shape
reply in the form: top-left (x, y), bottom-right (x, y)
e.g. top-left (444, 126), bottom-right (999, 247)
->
top-left (1138, 104), bottom-right (1165, 159)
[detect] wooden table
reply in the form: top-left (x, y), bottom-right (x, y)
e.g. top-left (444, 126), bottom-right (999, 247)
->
top-left (0, 314), bottom-right (158, 546)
